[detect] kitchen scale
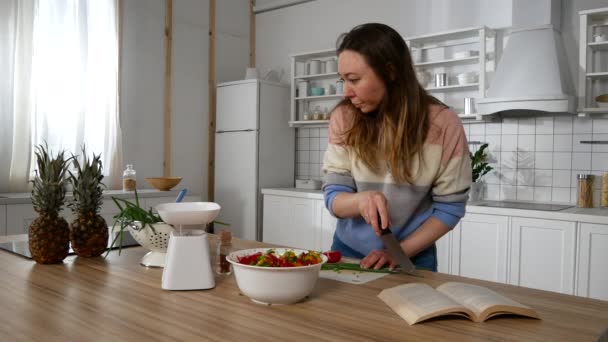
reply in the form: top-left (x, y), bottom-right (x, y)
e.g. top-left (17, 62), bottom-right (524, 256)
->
top-left (155, 202), bottom-right (221, 291)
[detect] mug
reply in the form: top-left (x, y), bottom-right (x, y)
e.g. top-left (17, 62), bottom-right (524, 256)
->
top-left (594, 34), bottom-right (607, 42)
top-left (335, 80), bottom-right (344, 94)
top-left (324, 84), bottom-right (335, 95)
top-left (308, 60), bottom-right (321, 75)
top-left (325, 59), bottom-right (337, 73)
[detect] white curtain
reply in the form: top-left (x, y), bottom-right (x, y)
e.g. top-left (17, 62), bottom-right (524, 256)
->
top-left (2, 0), bottom-right (122, 193)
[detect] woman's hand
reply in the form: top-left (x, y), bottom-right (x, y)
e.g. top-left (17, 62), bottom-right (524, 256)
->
top-left (360, 249), bottom-right (396, 270)
top-left (357, 191), bottom-right (390, 235)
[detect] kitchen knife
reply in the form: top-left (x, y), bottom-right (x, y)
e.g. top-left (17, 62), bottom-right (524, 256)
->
top-left (379, 228), bottom-right (422, 277)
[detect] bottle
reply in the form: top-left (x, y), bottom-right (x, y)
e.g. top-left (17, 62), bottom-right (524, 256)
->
top-left (122, 164), bottom-right (137, 191)
top-left (602, 171), bottom-right (608, 207)
top-left (576, 174), bottom-right (593, 208)
top-left (216, 230), bottom-right (233, 275)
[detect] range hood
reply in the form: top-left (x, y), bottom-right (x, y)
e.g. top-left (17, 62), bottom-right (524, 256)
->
top-left (477, 24), bottom-right (576, 114)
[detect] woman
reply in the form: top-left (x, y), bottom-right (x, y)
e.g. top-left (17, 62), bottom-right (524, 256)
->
top-left (322, 23), bottom-right (471, 272)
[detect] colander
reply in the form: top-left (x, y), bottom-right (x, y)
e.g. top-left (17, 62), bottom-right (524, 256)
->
top-left (127, 222), bottom-right (174, 267)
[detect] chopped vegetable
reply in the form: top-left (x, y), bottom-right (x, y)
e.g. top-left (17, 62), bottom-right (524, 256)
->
top-left (322, 251), bottom-right (342, 263)
top-left (237, 249), bottom-right (322, 267)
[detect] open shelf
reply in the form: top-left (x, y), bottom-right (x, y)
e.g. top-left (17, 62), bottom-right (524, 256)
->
top-left (289, 120), bottom-right (329, 128)
top-left (415, 56), bottom-right (479, 68)
top-left (586, 72), bottom-right (608, 80)
top-left (588, 41), bottom-right (608, 50)
top-left (426, 83), bottom-right (479, 92)
top-left (294, 72), bottom-right (339, 80)
top-left (295, 94), bottom-right (343, 101)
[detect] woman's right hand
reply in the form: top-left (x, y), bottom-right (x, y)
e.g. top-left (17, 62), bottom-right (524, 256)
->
top-left (357, 191), bottom-right (390, 235)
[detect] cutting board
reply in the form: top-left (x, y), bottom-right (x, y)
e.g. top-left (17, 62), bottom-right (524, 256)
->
top-left (320, 257), bottom-right (390, 285)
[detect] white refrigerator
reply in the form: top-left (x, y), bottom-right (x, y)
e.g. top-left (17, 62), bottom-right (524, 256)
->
top-left (214, 79), bottom-right (294, 241)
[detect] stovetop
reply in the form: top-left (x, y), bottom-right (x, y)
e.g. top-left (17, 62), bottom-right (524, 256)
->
top-left (471, 200), bottom-right (573, 211)
top-left (0, 231), bottom-right (139, 259)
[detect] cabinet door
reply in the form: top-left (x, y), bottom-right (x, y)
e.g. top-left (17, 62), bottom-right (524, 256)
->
top-left (6, 204), bottom-right (37, 235)
top-left (314, 199), bottom-right (337, 252)
top-left (0, 205), bottom-right (6, 235)
top-left (451, 213), bottom-right (509, 283)
top-left (285, 198), bottom-right (316, 250)
top-left (436, 229), bottom-right (452, 274)
top-left (262, 195), bottom-right (289, 246)
top-left (577, 223), bottom-right (608, 301)
top-left (510, 217), bottom-right (576, 294)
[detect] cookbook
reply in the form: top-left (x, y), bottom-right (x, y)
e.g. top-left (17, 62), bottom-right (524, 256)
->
top-left (378, 282), bottom-right (540, 325)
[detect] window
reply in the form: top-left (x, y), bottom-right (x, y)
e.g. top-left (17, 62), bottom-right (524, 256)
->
top-left (1, 0), bottom-right (122, 192)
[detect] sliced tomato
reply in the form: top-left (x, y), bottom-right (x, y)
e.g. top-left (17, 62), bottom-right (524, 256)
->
top-left (323, 251), bottom-right (341, 263)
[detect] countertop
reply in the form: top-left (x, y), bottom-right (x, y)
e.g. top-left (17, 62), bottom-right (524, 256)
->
top-left (262, 188), bottom-right (608, 225)
top-left (0, 234), bottom-right (607, 341)
top-left (0, 189), bottom-right (187, 205)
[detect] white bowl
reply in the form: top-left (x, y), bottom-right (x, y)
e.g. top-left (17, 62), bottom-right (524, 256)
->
top-left (127, 222), bottom-right (173, 267)
top-left (155, 202), bottom-right (221, 225)
top-left (227, 248), bottom-right (327, 305)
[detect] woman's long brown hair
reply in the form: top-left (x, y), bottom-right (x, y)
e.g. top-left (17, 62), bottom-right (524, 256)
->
top-left (336, 23), bottom-right (443, 184)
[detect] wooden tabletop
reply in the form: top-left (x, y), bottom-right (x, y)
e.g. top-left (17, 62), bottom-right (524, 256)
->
top-left (1, 234), bottom-right (607, 341)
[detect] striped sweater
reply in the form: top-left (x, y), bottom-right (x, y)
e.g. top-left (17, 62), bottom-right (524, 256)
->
top-left (322, 104), bottom-right (472, 257)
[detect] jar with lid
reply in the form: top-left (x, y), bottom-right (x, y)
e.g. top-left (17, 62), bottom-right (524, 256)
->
top-left (576, 174), bottom-right (593, 208)
top-left (602, 171), bottom-right (608, 207)
top-left (216, 230), bottom-right (233, 275)
top-left (122, 164), bottom-right (136, 191)
top-left (312, 105), bottom-right (322, 120)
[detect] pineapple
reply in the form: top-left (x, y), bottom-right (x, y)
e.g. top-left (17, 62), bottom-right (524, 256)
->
top-left (68, 148), bottom-right (108, 257)
top-left (29, 144), bottom-right (71, 264)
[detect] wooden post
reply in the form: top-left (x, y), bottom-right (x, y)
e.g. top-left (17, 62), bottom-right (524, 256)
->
top-left (163, 0), bottom-right (173, 177)
top-left (207, 0), bottom-right (216, 202)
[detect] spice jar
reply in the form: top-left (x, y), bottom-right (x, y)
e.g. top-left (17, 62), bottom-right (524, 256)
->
top-left (122, 164), bottom-right (136, 191)
top-left (602, 171), bottom-right (608, 207)
top-left (216, 230), bottom-right (233, 275)
top-left (576, 174), bottom-right (593, 208)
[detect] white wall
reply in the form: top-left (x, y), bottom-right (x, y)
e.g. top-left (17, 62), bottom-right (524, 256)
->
top-left (121, 0), bottom-right (250, 199)
top-left (255, 0), bottom-right (512, 83)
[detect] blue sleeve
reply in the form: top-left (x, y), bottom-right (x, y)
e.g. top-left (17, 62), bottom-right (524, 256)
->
top-left (430, 201), bottom-right (466, 229)
top-left (323, 184), bottom-right (355, 217)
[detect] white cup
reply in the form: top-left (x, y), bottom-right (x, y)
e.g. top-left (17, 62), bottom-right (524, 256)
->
top-left (325, 59), bottom-right (337, 73)
top-left (245, 67), bottom-right (258, 79)
top-left (324, 84), bottom-right (334, 95)
top-left (335, 80), bottom-right (344, 94)
top-left (297, 81), bottom-right (309, 98)
top-left (295, 62), bottom-right (306, 76)
top-left (594, 34), bottom-right (607, 42)
top-left (308, 60), bottom-right (321, 75)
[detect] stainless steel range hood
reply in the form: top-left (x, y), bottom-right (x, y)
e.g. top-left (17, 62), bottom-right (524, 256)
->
top-left (477, 24), bottom-right (576, 114)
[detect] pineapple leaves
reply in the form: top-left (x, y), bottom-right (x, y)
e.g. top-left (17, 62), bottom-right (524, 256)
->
top-left (67, 146), bottom-right (105, 215)
top-left (31, 143), bottom-right (73, 215)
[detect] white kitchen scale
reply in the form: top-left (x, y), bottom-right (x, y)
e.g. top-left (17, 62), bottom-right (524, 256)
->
top-left (155, 202), bottom-right (221, 290)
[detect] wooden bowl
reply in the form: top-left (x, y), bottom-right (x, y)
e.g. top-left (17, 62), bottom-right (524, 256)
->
top-left (145, 177), bottom-right (182, 191)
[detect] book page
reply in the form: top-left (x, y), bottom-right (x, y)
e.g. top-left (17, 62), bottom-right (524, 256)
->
top-left (436, 282), bottom-right (540, 322)
top-left (378, 283), bottom-right (475, 325)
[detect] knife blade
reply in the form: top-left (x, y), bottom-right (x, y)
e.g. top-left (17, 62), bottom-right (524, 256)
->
top-left (379, 228), bottom-right (422, 277)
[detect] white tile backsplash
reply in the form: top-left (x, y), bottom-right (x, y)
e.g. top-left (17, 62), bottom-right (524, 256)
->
top-left (297, 115), bottom-right (608, 205)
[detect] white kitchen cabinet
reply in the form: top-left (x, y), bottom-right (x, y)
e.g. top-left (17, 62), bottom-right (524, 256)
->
top-left (577, 223), bottom-right (608, 301)
top-left (0, 205), bottom-right (6, 235)
top-left (450, 213), bottom-right (509, 283)
top-left (262, 194), bottom-right (290, 246)
top-left (314, 199), bottom-right (337, 252)
top-left (289, 49), bottom-right (341, 128)
top-left (577, 7), bottom-right (608, 115)
top-left (435, 230), bottom-right (452, 274)
top-left (405, 26), bottom-right (495, 121)
top-left (6, 204), bottom-right (38, 235)
top-left (509, 217), bottom-right (576, 295)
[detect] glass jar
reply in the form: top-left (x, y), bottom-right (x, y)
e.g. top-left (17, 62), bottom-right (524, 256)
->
top-left (602, 171), bottom-right (608, 207)
top-left (122, 164), bottom-right (136, 191)
top-left (576, 174), bottom-right (593, 208)
top-left (216, 230), bottom-right (233, 275)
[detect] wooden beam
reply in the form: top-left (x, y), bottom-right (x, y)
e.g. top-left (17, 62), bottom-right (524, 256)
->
top-left (250, 0), bottom-right (256, 67)
top-left (207, 0), bottom-right (216, 201)
top-left (117, 0), bottom-right (122, 190)
top-left (163, 0), bottom-right (173, 177)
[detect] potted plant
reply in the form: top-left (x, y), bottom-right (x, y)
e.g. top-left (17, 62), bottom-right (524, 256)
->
top-left (470, 143), bottom-right (493, 202)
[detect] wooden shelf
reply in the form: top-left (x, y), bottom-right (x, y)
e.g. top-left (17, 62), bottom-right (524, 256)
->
top-left (415, 56), bottom-right (479, 68)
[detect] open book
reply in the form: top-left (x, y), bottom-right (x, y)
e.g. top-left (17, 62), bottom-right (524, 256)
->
top-left (378, 282), bottom-right (540, 325)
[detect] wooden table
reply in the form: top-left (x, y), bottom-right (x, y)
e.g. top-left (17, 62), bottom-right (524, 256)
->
top-left (1, 234), bottom-right (607, 341)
